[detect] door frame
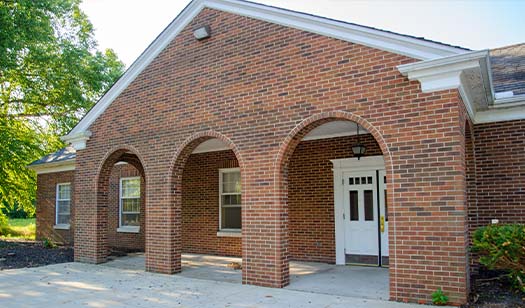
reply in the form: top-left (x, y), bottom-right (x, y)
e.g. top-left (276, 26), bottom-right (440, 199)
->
top-left (331, 156), bottom-right (385, 265)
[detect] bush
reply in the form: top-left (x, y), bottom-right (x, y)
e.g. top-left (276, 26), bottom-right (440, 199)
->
top-left (473, 224), bottom-right (525, 293)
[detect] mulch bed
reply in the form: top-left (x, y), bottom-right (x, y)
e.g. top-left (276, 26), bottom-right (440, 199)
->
top-left (0, 239), bottom-right (73, 270)
top-left (465, 269), bottom-right (525, 308)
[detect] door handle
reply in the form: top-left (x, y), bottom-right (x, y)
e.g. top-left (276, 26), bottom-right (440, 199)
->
top-left (380, 216), bottom-right (385, 233)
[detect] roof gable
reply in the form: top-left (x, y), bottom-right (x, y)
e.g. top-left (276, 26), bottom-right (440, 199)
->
top-left (63, 0), bottom-right (468, 148)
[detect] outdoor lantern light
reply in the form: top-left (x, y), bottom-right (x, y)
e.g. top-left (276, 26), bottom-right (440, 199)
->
top-left (193, 25), bottom-right (211, 40)
top-left (352, 123), bottom-right (366, 160)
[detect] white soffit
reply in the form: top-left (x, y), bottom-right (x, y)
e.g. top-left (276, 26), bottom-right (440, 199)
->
top-left (62, 0), bottom-right (467, 149)
top-left (27, 160), bottom-right (76, 175)
top-left (192, 138), bottom-right (231, 153)
top-left (303, 121), bottom-right (368, 141)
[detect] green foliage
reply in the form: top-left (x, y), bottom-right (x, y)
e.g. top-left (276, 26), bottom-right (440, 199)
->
top-left (431, 288), bottom-right (449, 306)
top-left (473, 224), bottom-right (525, 293)
top-left (43, 237), bottom-right (57, 249)
top-left (0, 0), bottom-right (125, 213)
top-left (1, 200), bottom-right (34, 218)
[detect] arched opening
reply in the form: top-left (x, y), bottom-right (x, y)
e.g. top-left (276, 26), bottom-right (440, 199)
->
top-left (171, 132), bottom-right (244, 283)
top-left (278, 115), bottom-right (392, 300)
top-left (96, 148), bottom-right (146, 267)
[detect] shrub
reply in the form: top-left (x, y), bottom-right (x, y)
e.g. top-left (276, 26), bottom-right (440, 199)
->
top-left (431, 288), bottom-right (449, 305)
top-left (473, 224), bottom-right (525, 293)
top-left (42, 238), bottom-right (57, 249)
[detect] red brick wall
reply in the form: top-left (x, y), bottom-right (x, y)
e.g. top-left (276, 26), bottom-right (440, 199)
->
top-left (107, 163), bottom-right (146, 252)
top-left (471, 120), bottom-right (525, 227)
top-left (289, 134), bottom-right (381, 263)
top-left (36, 171), bottom-right (75, 245)
top-left (72, 8), bottom-right (470, 304)
top-left (182, 150), bottom-right (241, 256)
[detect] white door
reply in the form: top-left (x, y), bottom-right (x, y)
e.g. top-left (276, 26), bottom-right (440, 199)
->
top-left (343, 169), bottom-right (388, 266)
top-left (343, 171), bottom-right (379, 265)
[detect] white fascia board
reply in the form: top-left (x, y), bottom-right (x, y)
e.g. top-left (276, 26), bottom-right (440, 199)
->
top-left (63, 0), bottom-right (467, 143)
top-left (475, 104), bottom-right (525, 124)
top-left (206, 0), bottom-right (466, 60)
top-left (397, 50), bottom-right (490, 122)
top-left (27, 159), bottom-right (76, 175)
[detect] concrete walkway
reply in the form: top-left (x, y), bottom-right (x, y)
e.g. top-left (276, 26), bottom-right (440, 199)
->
top-left (0, 262), bottom-right (424, 308)
top-left (104, 253), bottom-right (389, 300)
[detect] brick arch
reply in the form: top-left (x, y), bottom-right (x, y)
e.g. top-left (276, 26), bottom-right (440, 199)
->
top-left (95, 145), bottom-right (147, 262)
top-left (168, 130), bottom-right (245, 274)
top-left (273, 110), bottom-right (396, 290)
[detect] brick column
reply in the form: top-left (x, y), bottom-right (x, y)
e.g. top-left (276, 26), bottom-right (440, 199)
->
top-left (242, 162), bottom-right (289, 287)
top-left (145, 169), bottom-right (181, 274)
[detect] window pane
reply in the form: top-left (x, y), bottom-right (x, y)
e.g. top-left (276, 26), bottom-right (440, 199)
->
top-left (222, 171), bottom-right (241, 193)
top-left (122, 198), bottom-right (140, 213)
top-left (221, 206), bottom-right (241, 229)
top-left (222, 194), bottom-right (241, 206)
top-left (349, 190), bottom-right (358, 221)
top-left (122, 213), bottom-right (140, 226)
top-left (57, 200), bottom-right (70, 214)
top-left (364, 190), bottom-right (374, 221)
top-left (57, 214), bottom-right (70, 225)
top-left (122, 178), bottom-right (140, 198)
top-left (58, 184), bottom-right (71, 200)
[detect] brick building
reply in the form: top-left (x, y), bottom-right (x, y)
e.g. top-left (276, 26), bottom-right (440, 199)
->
top-left (28, 0), bottom-right (525, 305)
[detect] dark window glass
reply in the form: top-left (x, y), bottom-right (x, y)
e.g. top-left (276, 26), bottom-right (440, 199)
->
top-left (364, 190), bottom-right (374, 221)
top-left (348, 178), bottom-right (354, 185)
top-left (367, 176), bottom-right (373, 184)
top-left (361, 177), bottom-right (366, 185)
top-left (221, 207), bottom-right (241, 229)
top-left (355, 177), bottom-right (360, 185)
top-left (350, 191), bottom-right (358, 221)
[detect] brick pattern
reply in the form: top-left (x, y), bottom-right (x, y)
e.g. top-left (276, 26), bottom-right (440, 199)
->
top-left (289, 134), bottom-right (381, 263)
top-left (72, 8), bottom-right (470, 304)
top-left (35, 171), bottom-right (75, 245)
top-left (471, 120), bottom-right (525, 226)
top-left (182, 150), bottom-right (241, 256)
top-left (107, 163), bottom-right (146, 252)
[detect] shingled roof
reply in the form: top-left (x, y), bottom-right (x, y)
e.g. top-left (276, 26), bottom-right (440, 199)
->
top-left (29, 146), bottom-right (76, 166)
top-left (490, 43), bottom-right (525, 96)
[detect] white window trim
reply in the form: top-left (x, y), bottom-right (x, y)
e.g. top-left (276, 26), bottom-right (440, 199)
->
top-left (119, 176), bottom-right (141, 232)
top-left (219, 168), bottom-right (241, 231)
top-left (55, 183), bottom-right (71, 229)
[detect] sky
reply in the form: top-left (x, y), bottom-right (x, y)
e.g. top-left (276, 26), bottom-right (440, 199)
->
top-left (80, 0), bottom-right (525, 67)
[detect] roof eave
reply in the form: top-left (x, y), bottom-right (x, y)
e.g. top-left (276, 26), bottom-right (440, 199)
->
top-left (27, 159), bottom-right (76, 175)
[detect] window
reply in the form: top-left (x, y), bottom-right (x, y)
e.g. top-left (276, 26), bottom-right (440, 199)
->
top-left (120, 177), bottom-right (141, 228)
top-left (56, 183), bottom-right (71, 226)
top-left (219, 168), bottom-right (241, 230)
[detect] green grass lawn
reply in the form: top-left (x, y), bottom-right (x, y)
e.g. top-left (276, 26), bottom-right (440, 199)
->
top-left (0, 218), bottom-right (36, 240)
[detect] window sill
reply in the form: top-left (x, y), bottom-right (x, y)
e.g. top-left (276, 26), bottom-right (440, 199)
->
top-left (117, 226), bottom-right (140, 233)
top-left (217, 230), bottom-right (241, 237)
top-left (53, 224), bottom-right (70, 230)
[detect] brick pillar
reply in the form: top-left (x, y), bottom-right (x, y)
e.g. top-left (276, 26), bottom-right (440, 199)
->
top-left (242, 162), bottom-right (289, 287)
top-left (74, 149), bottom-right (108, 264)
top-left (145, 170), bottom-right (181, 274)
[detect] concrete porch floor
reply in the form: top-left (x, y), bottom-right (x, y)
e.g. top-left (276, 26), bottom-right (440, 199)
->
top-left (103, 253), bottom-right (389, 300)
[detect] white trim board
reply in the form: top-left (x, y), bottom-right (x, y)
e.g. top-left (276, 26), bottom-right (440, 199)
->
top-left (27, 160), bottom-right (76, 175)
top-left (62, 0), bottom-right (467, 149)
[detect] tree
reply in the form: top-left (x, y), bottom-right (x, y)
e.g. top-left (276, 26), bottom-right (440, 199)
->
top-left (0, 0), bottom-right (125, 218)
